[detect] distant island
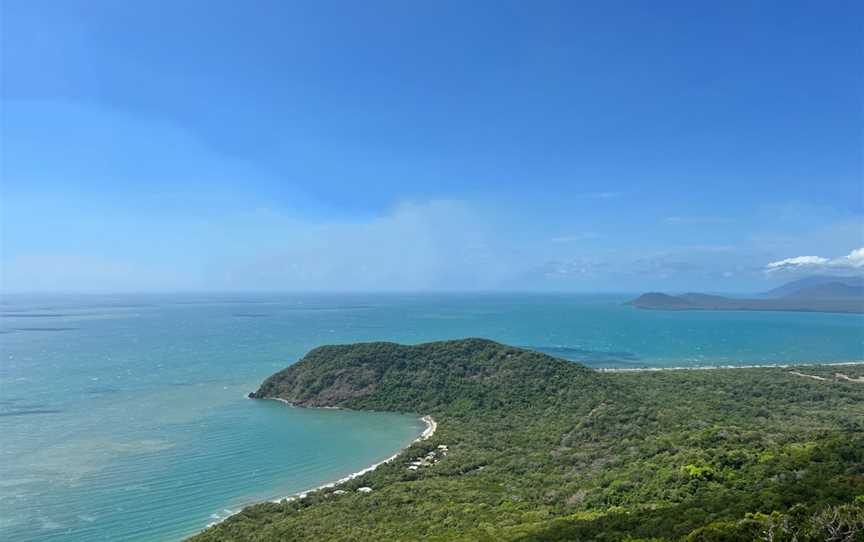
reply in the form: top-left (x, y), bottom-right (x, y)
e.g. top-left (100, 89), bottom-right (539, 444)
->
top-left (191, 339), bottom-right (864, 542)
top-left (628, 275), bottom-right (864, 314)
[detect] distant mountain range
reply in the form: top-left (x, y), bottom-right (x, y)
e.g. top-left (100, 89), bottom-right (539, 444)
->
top-left (762, 275), bottom-right (864, 298)
top-left (628, 275), bottom-right (864, 314)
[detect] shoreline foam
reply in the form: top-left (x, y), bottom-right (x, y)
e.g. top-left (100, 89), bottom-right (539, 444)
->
top-left (203, 410), bottom-right (436, 531)
top-left (266, 414), bottom-right (436, 504)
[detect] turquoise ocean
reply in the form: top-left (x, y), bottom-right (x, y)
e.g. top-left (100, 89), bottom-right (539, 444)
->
top-left (1, 293), bottom-right (862, 541)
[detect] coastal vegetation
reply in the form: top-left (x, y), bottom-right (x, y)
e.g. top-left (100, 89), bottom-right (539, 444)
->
top-left (192, 339), bottom-right (864, 541)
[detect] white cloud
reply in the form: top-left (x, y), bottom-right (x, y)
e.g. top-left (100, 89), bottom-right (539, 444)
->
top-left (764, 248), bottom-right (864, 274)
top-left (835, 247), bottom-right (864, 268)
top-left (765, 255), bottom-right (830, 271)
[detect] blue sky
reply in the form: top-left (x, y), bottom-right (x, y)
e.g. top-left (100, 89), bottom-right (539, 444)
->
top-left (1, 0), bottom-right (862, 292)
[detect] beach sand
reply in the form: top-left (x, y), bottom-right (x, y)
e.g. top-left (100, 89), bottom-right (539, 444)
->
top-left (268, 414), bottom-right (438, 503)
top-left (204, 411), bottom-right (437, 530)
top-left (594, 360), bottom-right (864, 373)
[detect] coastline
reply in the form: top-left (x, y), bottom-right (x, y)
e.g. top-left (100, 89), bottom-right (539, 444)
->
top-left (267, 413), bottom-right (437, 503)
top-left (199, 356), bottom-right (863, 534)
top-left (594, 359), bottom-right (864, 373)
top-left (202, 410), bottom-right (436, 532)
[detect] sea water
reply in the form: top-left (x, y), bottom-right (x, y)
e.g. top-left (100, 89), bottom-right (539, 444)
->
top-left (1, 293), bottom-right (862, 541)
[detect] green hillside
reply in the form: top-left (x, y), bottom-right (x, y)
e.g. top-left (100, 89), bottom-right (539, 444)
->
top-left (192, 339), bottom-right (864, 541)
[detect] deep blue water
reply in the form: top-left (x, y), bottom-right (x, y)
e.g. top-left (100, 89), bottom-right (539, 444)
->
top-left (1, 293), bottom-right (862, 541)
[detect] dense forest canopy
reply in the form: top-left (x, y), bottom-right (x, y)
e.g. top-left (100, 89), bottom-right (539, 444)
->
top-left (193, 339), bottom-right (864, 541)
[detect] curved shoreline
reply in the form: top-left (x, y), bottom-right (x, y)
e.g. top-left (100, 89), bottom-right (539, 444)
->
top-left (199, 358), bottom-right (864, 535)
top-left (267, 413), bottom-right (436, 503)
top-left (202, 410), bottom-right (436, 532)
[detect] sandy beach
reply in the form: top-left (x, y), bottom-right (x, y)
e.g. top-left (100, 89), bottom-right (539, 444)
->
top-left (595, 360), bottom-right (864, 373)
top-left (205, 412), bottom-right (437, 530)
top-left (265, 414), bottom-right (436, 502)
top-left (418, 415), bottom-right (437, 440)
top-left (270, 414), bottom-right (438, 503)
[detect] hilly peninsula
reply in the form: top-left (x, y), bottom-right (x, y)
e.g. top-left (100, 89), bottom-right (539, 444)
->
top-left (190, 338), bottom-right (863, 542)
top-left (627, 292), bottom-right (864, 314)
top-left (628, 276), bottom-right (864, 314)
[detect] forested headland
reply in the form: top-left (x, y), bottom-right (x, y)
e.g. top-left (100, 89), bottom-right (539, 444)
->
top-left (192, 339), bottom-right (864, 541)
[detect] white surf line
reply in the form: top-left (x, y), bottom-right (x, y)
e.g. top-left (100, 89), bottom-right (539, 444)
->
top-left (595, 360), bottom-right (864, 373)
top-left (204, 410), bottom-right (437, 530)
top-left (266, 415), bottom-right (437, 503)
top-left (418, 415), bottom-right (437, 440)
